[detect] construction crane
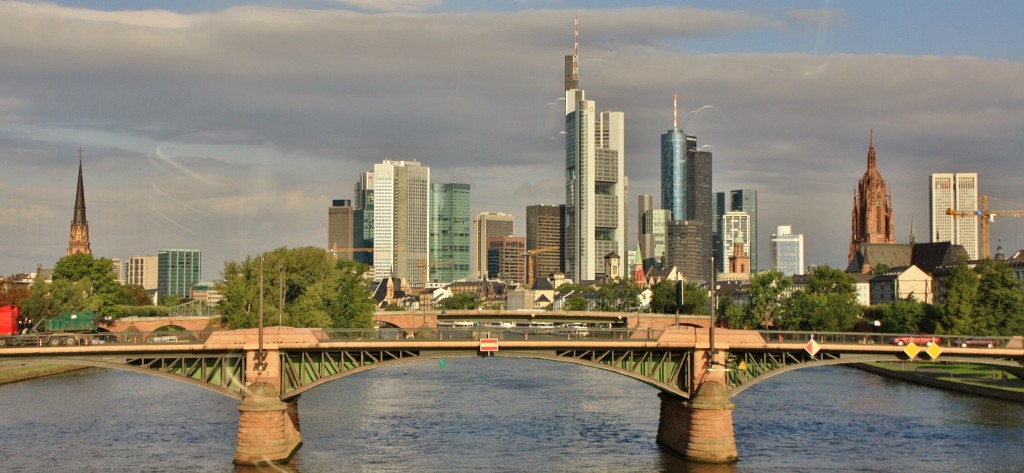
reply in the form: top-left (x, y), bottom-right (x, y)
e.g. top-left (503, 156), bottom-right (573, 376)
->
top-left (945, 195), bottom-right (1024, 259)
top-left (415, 259), bottom-right (452, 287)
top-left (328, 244), bottom-right (373, 259)
top-left (525, 246), bottom-right (560, 287)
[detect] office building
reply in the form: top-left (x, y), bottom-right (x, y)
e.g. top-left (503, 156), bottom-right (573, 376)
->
top-left (770, 225), bottom-right (805, 276)
top-left (714, 189), bottom-right (757, 273)
top-left (473, 212), bottom-right (514, 280)
top-left (430, 183), bottom-right (471, 284)
top-left (372, 160), bottom-right (430, 287)
top-left (328, 199), bottom-right (355, 259)
top-left (526, 204), bottom-right (564, 283)
top-left (562, 20), bottom-right (627, 283)
top-left (641, 207), bottom-right (671, 270)
top-left (110, 257), bottom-right (124, 285)
top-left (487, 236), bottom-right (526, 284)
top-left (665, 220), bottom-right (707, 283)
top-left (157, 248), bottom-right (201, 298)
top-left (719, 211), bottom-right (751, 275)
top-left (353, 172), bottom-right (375, 267)
top-left (125, 255), bottom-right (159, 290)
top-left (930, 173), bottom-right (979, 260)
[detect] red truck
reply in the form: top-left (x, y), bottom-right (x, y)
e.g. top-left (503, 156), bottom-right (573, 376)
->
top-left (0, 305), bottom-right (108, 347)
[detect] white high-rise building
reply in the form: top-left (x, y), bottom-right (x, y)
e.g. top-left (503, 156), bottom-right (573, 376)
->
top-left (125, 255), bottom-right (158, 290)
top-left (372, 160), bottom-right (430, 287)
top-left (562, 20), bottom-right (626, 282)
top-left (719, 211), bottom-right (750, 275)
top-left (770, 225), bottom-right (805, 276)
top-left (930, 173), bottom-right (979, 259)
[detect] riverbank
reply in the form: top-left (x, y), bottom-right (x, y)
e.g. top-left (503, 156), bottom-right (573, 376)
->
top-left (851, 362), bottom-right (1024, 403)
top-left (0, 364), bottom-right (89, 385)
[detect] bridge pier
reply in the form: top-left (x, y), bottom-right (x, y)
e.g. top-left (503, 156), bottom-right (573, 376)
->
top-left (657, 348), bottom-right (737, 463)
top-left (234, 383), bottom-right (303, 465)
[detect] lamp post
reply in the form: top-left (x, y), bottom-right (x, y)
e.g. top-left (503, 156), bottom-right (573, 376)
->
top-left (257, 256), bottom-right (266, 372)
top-left (278, 264), bottom-right (284, 326)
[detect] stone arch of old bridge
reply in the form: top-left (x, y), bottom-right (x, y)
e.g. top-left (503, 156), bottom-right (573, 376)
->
top-left (2, 326), bottom-right (1021, 466)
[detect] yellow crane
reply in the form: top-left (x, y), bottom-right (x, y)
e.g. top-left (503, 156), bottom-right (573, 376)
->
top-left (525, 246), bottom-right (560, 287)
top-left (946, 195), bottom-right (1024, 259)
top-left (329, 244), bottom-right (373, 259)
top-left (415, 259), bottom-right (452, 287)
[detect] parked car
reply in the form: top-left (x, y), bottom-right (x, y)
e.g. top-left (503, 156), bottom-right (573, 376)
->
top-left (889, 333), bottom-right (941, 346)
top-left (956, 337), bottom-right (1001, 348)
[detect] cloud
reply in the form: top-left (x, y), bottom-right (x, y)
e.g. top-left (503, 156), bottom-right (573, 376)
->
top-left (329, 0), bottom-right (443, 13)
top-left (0, 2), bottom-right (1022, 277)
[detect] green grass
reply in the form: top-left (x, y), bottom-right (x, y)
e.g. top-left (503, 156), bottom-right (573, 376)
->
top-left (872, 361), bottom-right (1024, 392)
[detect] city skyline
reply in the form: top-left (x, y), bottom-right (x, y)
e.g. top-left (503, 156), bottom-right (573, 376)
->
top-left (1, 1), bottom-right (1022, 280)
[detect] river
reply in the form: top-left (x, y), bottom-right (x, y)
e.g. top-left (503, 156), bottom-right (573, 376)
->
top-left (0, 358), bottom-right (1022, 472)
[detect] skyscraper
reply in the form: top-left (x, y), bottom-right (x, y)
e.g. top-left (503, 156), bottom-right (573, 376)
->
top-left (157, 248), bottom-right (201, 298)
top-left (563, 19), bottom-right (626, 283)
top-left (770, 225), bottom-right (805, 276)
top-left (125, 255), bottom-right (159, 290)
top-left (720, 211), bottom-right (751, 275)
top-left (665, 220), bottom-right (706, 283)
top-left (472, 212), bottom-right (514, 280)
top-left (849, 131), bottom-right (895, 265)
top-left (353, 172), bottom-right (375, 267)
top-left (67, 149), bottom-right (91, 257)
top-left (714, 189), bottom-right (757, 273)
top-left (660, 95), bottom-right (712, 282)
top-left (641, 208), bottom-right (671, 270)
top-left (328, 199), bottom-right (354, 259)
top-left (487, 236), bottom-right (526, 284)
top-left (372, 160), bottom-right (430, 287)
top-left (930, 173), bottom-right (979, 259)
top-left (526, 204), bottom-right (564, 282)
top-left (430, 183), bottom-right (471, 283)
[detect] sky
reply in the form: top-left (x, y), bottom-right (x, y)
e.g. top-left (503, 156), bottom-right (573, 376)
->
top-left (1, 0), bottom-right (1022, 281)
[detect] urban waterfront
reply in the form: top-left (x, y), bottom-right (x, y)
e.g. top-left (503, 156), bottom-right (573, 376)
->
top-left (1, 358), bottom-right (1022, 472)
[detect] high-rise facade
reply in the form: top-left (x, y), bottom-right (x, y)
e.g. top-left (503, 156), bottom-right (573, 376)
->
top-left (125, 255), bottom-right (159, 290)
top-left (328, 199), bottom-right (354, 259)
top-left (372, 160), bottom-right (430, 287)
top-left (430, 183), bottom-right (471, 283)
top-left (562, 21), bottom-right (626, 283)
top-left (770, 225), bottom-right (805, 276)
top-left (641, 208), bottom-right (670, 270)
top-left (526, 204), bottom-right (564, 282)
top-left (849, 131), bottom-right (895, 264)
top-left (665, 220), bottom-right (706, 282)
top-left (67, 150), bottom-right (91, 257)
top-left (157, 248), bottom-right (201, 298)
top-left (487, 236), bottom-right (526, 284)
top-left (353, 172), bottom-right (375, 267)
top-left (472, 212), bottom-right (514, 280)
top-left (714, 189), bottom-right (757, 273)
top-left (930, 173), bottom-right (979, 259)
top-left (719, 211), bottom-right (751, 275)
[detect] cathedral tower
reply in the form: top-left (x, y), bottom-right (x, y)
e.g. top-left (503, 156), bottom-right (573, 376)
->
top-left (848, 131), bottom-right (894, 264)
top-left (67, 149), bottom-right (91, 256)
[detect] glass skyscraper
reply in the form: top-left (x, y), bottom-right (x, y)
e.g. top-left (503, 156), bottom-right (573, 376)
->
top-left (430, 183), bottom-right (471, 284)
top-left (157, 248), bottom-right (201, 298)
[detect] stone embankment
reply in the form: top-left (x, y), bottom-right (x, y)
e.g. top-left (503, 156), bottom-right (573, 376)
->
top-left (851, 363), bottom-right (1024, 403)
top-left (0, 364), bottom-right (89, 385)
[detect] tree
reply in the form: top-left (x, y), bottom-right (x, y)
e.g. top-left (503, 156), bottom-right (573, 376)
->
top-left (220, 247), bottom-right (375, 329)
top-left (437, 292), bottom-right (479, 311)
top-left (973, 260), bottom-right (1024, 335)
top-left (596, 278), bottom-right (642, 312)
top-left (934, 264), bottom-right (977, 334)
top-left (563, 295), bottom-right (590, 311)
top-left (0, 279), bottom-right (31, 307)
top-left (718, 295), bottom-right (756, 329)
top-left (748, 271), bottom-right (792, 327)
top-left (879, 298), bottom-right (926, 333)
top-left (776, 266), bottom-right (861, 331)
top-left (648, 280), bottom-right (678, 314)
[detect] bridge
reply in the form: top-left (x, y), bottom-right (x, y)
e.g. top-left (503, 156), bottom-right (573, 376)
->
top-left (1, 325), bottom-right (1021, 465)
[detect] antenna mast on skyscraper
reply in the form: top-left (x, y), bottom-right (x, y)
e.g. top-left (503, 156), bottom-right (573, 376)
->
top-left (673, 93), bottom-right (678, 130)
top-left (573, 16), bottom-right (579, 84)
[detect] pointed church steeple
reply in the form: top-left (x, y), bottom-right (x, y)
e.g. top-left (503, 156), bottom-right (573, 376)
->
top-left (67, 149), bottom-right (91, 256)
top-left (867, 129), bottom-right (876, 171)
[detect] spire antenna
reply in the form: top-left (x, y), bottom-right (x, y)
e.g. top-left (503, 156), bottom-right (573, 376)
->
top-left (573, 16), bottom-right (579, 84)
top-left (673, 93), bottom-right (678, 130)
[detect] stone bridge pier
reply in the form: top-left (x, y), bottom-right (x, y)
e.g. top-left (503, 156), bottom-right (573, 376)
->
top-left (656, 347), bottom-right (737, 463)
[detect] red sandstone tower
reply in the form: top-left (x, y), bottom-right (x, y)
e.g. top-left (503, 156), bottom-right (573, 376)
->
top-left (67, 149), bottom-right (92, 257)
top-left (848, 131), bottom-right (895, 264)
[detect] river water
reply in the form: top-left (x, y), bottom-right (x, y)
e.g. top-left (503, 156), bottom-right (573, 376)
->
top-left (1, 358), bottom-right (1022, 472)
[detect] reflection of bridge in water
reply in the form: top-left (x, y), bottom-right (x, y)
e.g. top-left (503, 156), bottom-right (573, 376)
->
top-left (2, 318), bottom-right (1022, 466)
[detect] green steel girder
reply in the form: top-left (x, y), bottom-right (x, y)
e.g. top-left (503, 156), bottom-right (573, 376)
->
top-left (124, 353), bottom-right (246, 394)
top-left (726, 350), bottom-right (845, 394)
top-left (280, 349), bottom-right (422, 396)
top-left (554, 349), bottom-right (692, 394)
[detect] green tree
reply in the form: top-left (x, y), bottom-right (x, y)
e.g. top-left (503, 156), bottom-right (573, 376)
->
top-left (934, 264), bottom-right (977, 334)
top-left (563, 295), bottom-right (591, 311)
top-left (438, 292), bottom-right (479, 311)
top-left (596, 278), bottom-right (642, 312)
top-left (718, 295), bottom-right (756, 329)
top-left (220, 247), bottom-right (375, 329)
top-left (973, 259), bottom-right (1024, 335)
top-left (777, 266), bottom-right (861, 331)
top-left (879, 298), bottom-right (926, 333)
top-left (748, 271), bottom-right (792, 327)
top-left (648, 280), bottom-right (678, 314)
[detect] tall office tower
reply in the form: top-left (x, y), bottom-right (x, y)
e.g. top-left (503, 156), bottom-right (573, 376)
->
top-left (930, 173), bottom-right (979, 259)
top-left (472, 212), bottom-right (514, 280)
top-left (562, 20), bottom-right (626, 283)
top-left (328, 199), bottom-right (355, 259)
top-left (125, 255), bottom-right (159, 290)
top-left (849, 130), bottom-right (895, 265)
top-left (719, 211), bottom-right (751, 275)
top-left (487, 236), bottom-right (526, 284)
top-left (665, 220), bottom-right (707, 283)
top-left (641, 208), bottom-right (671, 270)
top-left (430, 183), bottom-right (471, 283)
top-left (157, 248), bottom-right (201, 298)
top-left (770, 225), bottom-right (805, 276)
top-left (353, 172), bottom-right (375, 267)
top-left (526, 204), bottom-right (564, 282)
top-left (714, 189), bottom-right (758, 272)
top-left (109, 257), bottom-right (124, 285)
top-left (372, 160), bottom-right (430, 287)
top-left (67, 150), bottom-right (91, 256)
top-left (638, 195), bottom-right (653, 262)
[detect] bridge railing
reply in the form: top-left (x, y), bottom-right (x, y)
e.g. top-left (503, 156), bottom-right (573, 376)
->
top-left (757, 330), bottom-right (1015, 349)
top-left (319, 327), bottom-right (661, 342)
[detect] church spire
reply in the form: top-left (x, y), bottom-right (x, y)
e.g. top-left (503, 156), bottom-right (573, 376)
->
top-left (67, 149), bottom-right (91, 256)
top-left (867, 129), bottom-right (877, 171)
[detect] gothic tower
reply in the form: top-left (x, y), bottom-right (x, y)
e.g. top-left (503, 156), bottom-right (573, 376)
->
top-left (67, 149), bottom-right (91, 256)
top-left (848, 131), bottom-right (894, 264)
